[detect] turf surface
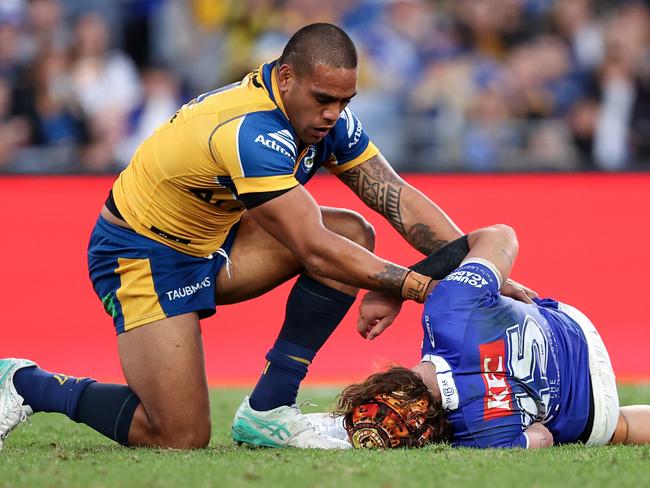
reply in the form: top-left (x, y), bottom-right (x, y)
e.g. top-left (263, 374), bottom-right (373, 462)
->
top-left (2, 386), bottom-right (650, 488)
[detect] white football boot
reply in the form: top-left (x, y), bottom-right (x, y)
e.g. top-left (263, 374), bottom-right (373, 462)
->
top-left (304, 412), bottom-right (350, 442)
top-left (232, 396), bottom-right (351, 449)
top-left (0, 358), bottom-right (35, 449)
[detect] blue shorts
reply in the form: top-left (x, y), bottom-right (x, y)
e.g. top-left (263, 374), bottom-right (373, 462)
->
top-left (87, 216), bottom-right (238, 334)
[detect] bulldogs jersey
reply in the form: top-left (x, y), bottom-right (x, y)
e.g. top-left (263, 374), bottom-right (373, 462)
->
top-left (112, 60), bottom-right (378, 257)
top-left (421, 259), bottom-right (592, 448)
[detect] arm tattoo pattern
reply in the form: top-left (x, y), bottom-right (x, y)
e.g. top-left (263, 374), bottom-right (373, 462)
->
top-left (339, 157), bottom-right (449, 255)
top-left (407, 224), bottom-right (448, 255)
top-left (338, 159), bottom-right (406, 236)
top-left (371, 264), bottom-right (408, 296)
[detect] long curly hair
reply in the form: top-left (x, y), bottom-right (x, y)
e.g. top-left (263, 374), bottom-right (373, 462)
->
top-left (334, 366), bottom-right (453, 446)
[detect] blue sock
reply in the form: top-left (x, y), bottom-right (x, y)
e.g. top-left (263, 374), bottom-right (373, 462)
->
top-left (13, 366), bottom-right (140, 445)
top-left (13, 366), bottom-right (95, 419)
top-left (249, 275), bottom-right (356, 411)
top-left (249, 339), bottom-right (315, 411)
top-left (73, 383), bottom-right (140, 446)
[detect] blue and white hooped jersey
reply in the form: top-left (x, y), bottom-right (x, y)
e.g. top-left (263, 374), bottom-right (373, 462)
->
top-left (421, 259), bottom-right (592, 448)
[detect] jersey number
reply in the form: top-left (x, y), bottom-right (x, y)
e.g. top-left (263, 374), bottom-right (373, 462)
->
top-left (506, 315), bottom-right (550, 420)
top-left (190, 189), bottom-right (243, 212)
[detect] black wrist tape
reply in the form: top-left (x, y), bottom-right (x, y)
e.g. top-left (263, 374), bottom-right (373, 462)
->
top-left (409, 235), bottom-right (470, 279)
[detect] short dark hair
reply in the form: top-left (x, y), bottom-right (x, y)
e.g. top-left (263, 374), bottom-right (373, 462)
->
top-left (279, 23), bottom-right (358, 76)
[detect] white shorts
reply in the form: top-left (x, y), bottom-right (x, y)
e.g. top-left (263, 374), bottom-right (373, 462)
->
top-left (558, 302), bottom-right (619, 446)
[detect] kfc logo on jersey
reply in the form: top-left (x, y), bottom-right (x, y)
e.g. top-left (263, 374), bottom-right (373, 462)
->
top-left (445, 270), bottom-right (489, 288)
top-left (480, 340), bottom-right (513, 420)
top-left (254, 130), bottom-right (296, 159)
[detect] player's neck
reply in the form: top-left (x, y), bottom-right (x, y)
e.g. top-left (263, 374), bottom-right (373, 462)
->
top-left (412, 362), bottom-right (441, 403)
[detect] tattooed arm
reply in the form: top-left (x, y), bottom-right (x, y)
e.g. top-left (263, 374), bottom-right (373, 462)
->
top-left (338, 154), bottom-right (463, 254)
top-left (246, 183), bottom-right (431, 300)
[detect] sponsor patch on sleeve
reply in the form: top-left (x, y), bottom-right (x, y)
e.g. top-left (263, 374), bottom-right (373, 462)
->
top-left (444, 259), bottom-right (502, 293)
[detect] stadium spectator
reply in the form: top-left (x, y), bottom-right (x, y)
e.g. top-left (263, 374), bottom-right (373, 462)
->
top-left (593, 3), bottom-right (650, 169)
top-left (116, 64), bottom-right (181, 166)
top-left (0, 75), bottom-right (30, 169)
top-left (68, 11), bottom-right (141, 172)
top-left (0, 0), bottom-right (648, 172)
top-left (10, 48), bottom-right (87, 173)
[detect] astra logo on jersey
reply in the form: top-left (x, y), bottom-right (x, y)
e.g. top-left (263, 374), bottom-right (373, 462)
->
top-left (254, 130), bottom-right (296, 159)
top-left (479, 340), bottom-right (513, 420)
top-left (341, 108), bottom-right (363, 148)
top-left (165, 276), bottom-right (211, 301)
top-left (445, 270), bottom-right (489, 288)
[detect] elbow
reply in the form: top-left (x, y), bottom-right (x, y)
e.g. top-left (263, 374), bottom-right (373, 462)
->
top-left (291, 238), bottom-right (329, 276)
top-left (491, 224), bottom-right (519, 256)
top-left (301, 252), bottom-right (329, 277)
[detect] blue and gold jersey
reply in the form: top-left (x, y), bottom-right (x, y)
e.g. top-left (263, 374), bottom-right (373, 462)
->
top-left (421, 260), bottom-right (591, 448)
top-left (112, 60), bottom-right (379, 257)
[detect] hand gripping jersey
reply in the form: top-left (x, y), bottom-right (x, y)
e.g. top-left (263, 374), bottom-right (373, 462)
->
top-left (111, 60), bottom-right (379, 257)
top-left (421, 260), bottom-right (592, 448)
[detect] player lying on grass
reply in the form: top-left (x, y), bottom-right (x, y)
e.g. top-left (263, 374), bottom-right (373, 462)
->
top-left (307, 224), bottom-right (650, 449)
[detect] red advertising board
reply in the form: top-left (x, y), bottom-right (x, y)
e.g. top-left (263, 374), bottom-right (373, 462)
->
top-left (1, 174), bottom-right (648, 384)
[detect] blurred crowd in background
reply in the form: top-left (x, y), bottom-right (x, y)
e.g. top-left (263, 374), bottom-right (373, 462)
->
top-left (0, 0), bottom-right (649, 173)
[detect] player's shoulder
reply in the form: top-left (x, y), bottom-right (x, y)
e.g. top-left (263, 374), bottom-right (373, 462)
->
top-left (329, 107), bottom-right (365, 150)
top-left (236, 111), bottom-right (297, 165)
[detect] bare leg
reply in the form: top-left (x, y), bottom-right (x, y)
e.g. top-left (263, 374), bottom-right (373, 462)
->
top-left (610, 406), bottom-right (650, 445)
top-left (119, 313), bottom-right (211, 448)
top-left (119, 207), bottom-right (374, 449)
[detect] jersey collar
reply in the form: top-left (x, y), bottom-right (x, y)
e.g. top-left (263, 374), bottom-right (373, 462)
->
top-left (260, 60), bottom-right (289, 120)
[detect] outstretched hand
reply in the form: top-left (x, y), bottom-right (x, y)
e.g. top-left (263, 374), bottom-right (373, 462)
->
top-left (502, 278), bottom-right (537, 304)
top-left (357, 291), bottom-right (403, 340)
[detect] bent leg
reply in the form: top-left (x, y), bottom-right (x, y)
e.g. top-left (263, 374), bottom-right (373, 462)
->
top-left (219, 208), bottom-right (375, 417)
top-left (6, 359), bottom-right (139, 447)
top-left (215, 207), bottom-right (375, 303)
top-left (610, 406), bottom-right (650, 445)
top-left (118, 313), bottom-right (211, 448)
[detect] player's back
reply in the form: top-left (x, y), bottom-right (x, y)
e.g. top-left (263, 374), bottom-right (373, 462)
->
top-left (421, 260), bottom-right (592, 447)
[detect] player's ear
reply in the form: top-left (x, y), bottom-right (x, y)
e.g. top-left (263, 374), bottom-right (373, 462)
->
top-left (277, 64), bottom-right (295, 93)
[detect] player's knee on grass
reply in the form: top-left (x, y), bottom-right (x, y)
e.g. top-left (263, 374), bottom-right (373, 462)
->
top-left (151, 415), bottom-right (212, 449)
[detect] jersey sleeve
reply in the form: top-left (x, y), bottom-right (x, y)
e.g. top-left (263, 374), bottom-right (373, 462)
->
top-left (212, 111), bottom-right (299, 195)
top-left (322, 107), bottom-right (379, 175)
top-left (421, 259), bottom-right (502, 360)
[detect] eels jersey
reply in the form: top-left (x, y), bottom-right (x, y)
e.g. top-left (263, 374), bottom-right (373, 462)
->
top-left (421, 259), bottom-right (592, 448)
top-left (112, 60), bottom-right (379, 257)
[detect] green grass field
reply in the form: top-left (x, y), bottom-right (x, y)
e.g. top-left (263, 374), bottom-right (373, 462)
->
top-left (2, 385), bottom-right (650, 488)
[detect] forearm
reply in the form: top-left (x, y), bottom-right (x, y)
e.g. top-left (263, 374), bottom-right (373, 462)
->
top-left (410, 235), bottom-right (470, 279)
top-left (397, 184), bottom-right (463, 254)
top-left (410, 225), bottom-right (518, 295)
top-left (302, 229), bottom-right (430, 300)
top-left (338, 155), bottom-right (462, 255)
